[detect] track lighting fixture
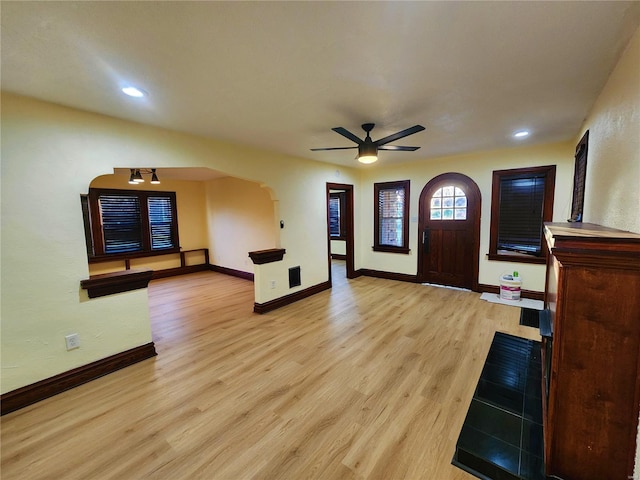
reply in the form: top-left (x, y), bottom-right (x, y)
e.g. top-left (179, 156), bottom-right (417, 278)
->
top-left (128, 168), bottom-right (161, 184)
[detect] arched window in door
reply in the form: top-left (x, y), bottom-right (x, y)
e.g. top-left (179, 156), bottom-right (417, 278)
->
top-left (430, 186), bottom-right (467, 220)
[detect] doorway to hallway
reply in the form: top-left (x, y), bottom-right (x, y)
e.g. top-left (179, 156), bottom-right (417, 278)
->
top-left (326, 183), bottom-right (355, 286)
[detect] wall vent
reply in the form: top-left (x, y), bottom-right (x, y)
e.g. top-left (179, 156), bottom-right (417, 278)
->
top-left (289, 266), bottom-right (301, 288)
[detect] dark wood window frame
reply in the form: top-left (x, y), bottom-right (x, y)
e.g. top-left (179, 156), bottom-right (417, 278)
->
top-left (373, 180), bottom-right (410, 254)
top-left (86, 188), bottom-right (180, 263)
top-left (569, 130), bottom-right (588, 222)
top-left (329, 191), bottom-right (346, 240)
top-left (488, 165), bottom-right (556, 264)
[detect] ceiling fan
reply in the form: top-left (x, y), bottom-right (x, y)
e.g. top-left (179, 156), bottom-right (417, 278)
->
top-left (311, 123), bottom-right (425, 164)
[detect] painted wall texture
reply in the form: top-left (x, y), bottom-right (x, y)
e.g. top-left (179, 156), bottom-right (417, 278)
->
top-left (358, 142), bottom-right (575, 292)
top-left (573, 25), bottom-right (640, 478)
top-left (205, 176), bottom-right (277, 274)
top-left (0, 93), bottom-right (358, 393)
top-left (580, 25), bottom-right (640, 234)
top-left (1, 23), bottom-right (638, 466)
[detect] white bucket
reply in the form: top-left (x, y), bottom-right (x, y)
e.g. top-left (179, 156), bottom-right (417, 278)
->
top-left (500, 274), bottom-right (522, 301)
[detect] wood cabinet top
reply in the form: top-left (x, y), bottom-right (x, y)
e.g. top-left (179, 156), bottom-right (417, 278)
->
top-left (545, 222), bottom-right (640, 240)
top-left (544, 222), bottom-right (640, 264)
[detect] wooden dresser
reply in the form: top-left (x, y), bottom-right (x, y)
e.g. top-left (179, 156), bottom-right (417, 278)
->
top-left (542, 222), bottom-right (640, 480)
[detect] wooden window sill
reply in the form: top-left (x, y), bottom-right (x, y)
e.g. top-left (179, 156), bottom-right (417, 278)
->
top-left (80, 269), bottom-right (154, 298)
top-left (487, 252), bottom-right (546, 264)
top-left (372, 246), bottom-right (411, 254)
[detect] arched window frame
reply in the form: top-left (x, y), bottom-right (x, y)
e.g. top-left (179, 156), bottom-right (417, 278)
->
top-left (429, 185), bottom-right (467, 220)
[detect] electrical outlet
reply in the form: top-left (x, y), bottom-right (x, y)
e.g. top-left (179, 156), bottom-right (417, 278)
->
top-left (65, 333), bottom-right (80, 350)
top-left (270, 280), bottom-right (276, 289)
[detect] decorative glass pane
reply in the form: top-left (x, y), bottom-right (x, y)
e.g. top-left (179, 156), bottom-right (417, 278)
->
top-left (430, 184), bottom-right (468, 221)
top-left (455, 197), bottom-right (467, 207)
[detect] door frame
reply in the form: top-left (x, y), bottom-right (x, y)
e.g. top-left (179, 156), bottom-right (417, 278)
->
top-left (417, 172), bottom-right (481, 290)
top-left (326, 183), bottom-right (355, 283)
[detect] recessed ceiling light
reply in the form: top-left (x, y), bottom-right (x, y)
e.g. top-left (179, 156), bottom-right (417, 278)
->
top-left (513, 130), bottom-right (530, 138)
top-left (122, 86), bottom-right (145, 98)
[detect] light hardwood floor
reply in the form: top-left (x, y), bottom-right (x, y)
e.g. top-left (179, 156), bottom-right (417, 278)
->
top-left (1, 263), bottom-right (540, 479)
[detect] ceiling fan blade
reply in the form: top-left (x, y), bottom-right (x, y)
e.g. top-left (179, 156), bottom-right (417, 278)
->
top-left (378, 145), bottom-right (421, 151)
top-left (332, 127), bottom-right (364, 145)
top-left (375, 125), bottom-right (425, 147)
top-left (310, 146), bottom-right (358, 151)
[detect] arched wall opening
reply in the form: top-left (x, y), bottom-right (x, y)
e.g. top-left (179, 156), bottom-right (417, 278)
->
top-left (86, 167), bottom-right (279, 278)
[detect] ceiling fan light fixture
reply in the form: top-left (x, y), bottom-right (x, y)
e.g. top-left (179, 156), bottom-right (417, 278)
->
top-left (312, 123), bottom-right (424, 164)
top-left (358, 143), bottom-right (378, 164)
top-left (358, 154), bottom-right (378, 164)
top-left (150, 168), bottom-right (160, 184)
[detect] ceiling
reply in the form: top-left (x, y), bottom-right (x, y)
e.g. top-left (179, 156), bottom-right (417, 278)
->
top-left (2, 1), bottom-right (640, 170)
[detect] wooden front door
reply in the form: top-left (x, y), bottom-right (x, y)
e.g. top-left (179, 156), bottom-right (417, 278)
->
top-left (417, 173), bottom-right (481, 290)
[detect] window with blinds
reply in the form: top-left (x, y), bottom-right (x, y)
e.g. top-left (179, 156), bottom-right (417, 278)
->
top-left (497, 175), bottom-right (545, 254)
top-left (489, 166), bottom-right (556, 264)
top-left (373, 180), bottom-right (410, 253)
top-left (148, 196), bottom-right (174, 250)
top-left (570, 131), bottom-right (588, 222)
top-left (99, 194), bottom-right (143, 254)
top-left (329, 192), bottom-right (345, 239)
top-left (86, 188), bottom-right (179, 258)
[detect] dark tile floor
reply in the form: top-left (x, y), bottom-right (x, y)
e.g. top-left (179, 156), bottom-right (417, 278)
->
top-left (519, 308), bottom-right (541, 328)
top-left (452, 331), bottom-right (544, 480)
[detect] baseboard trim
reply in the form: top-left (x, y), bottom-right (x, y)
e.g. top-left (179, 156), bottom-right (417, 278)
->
top-left (210, 264), bottom-right (254, 281)
top-left (254, 281), bottom-right (331, 314)
top-left (1, 342), bottom-right (157, 416)
top-left (478, 283), bottom-right (544, 301)
top-left (331, 254), bottom-right (347, 260)
top-left (357, 268), bottom-right (418, 283)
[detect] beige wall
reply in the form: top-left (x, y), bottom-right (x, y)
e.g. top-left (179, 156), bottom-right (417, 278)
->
top-left (579, 25), bottom-right (640, 234)
top-left (330, 239), bottom-right (346, 256)
top-left (1, 32), bottom-right (637, 474)
top-left (205, 176), bottom-right (277, 274)
top-left (88, 174), bottom-right (209, 275)
top-left (572, 25), bottom-right (640, 479)
top-left (0, 93), bottom-right (359, 393)
top-left (573, 25), bottom-right (640, 478)
top-left (358, 142), bottom-right (575, 292)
